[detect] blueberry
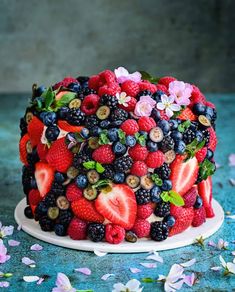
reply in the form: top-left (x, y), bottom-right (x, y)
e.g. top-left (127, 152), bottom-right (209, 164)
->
top-left (80, 128), bottom-right (89, 139)
top-left (193, 103), bottom-right (206, 115)
top-left (100, 120), bottom-right (111, 129)
top-left (151, 109), bottom-right (161, 121)
top-left (40, 111), bottom-right (47, 121)
top-left (113, 172), bottom-right (125, 183)
top-left (189, 122), bottom-right (198, 132)
top-left (206, 149), bottom-right (214, 160)
top-left (112, 141), bottom-right (127, 156)
top-left (195, 130), bottom-right (203, 143)
top-left (174, 140), bottom-right (186, 154)
top-left (76, 174), bottom-right (88, 189)
top-left (169, 120), bottom-right (178, 130)
top-left (24, 206), bottom-right (34, 219)
top-left (30, 178), bottom-right (37, 189)
top-left (55, 172), bottom-right (66, 183)
top-left (146, 140), bottom-right (158, 152)
top-left (45, 125), bottom-right (60, 142)
top-left (161, 180), bottom-right (172, 191)
top-left (58, 107), bottom-right (69, 119)
top-left (194, 196), bottom-right (203, 209)
top-left (82, 81), bottom-right (89, 88)
top-left (42, 112), bottom-right (57, 126)
top-left (150, 186), bottom-right (162, 203)
top-left (35, 85), bottom-right (46, 97)
top-left (68, 82), bottom-right (81, 92)
top-left (158, 120), bottom-right (170, 135)
top-left (139, 131), bottom-right (148, 138)
top-left (204, 107), bottom-right (214, 120)
top-left (111, 120), bottom-right (123, 127)
top-left (171, 130), bottom-right (183, 142)
top-left (163, 215), bottom-right (175, 227)
top-left (54, 224), bottom-right (67, 236)
top-left (126, 135), bottom-right (136, 147)
top-left (152, 90), bottom-right (164, 102)
top-left (89, 126), bottom-right (101, 137)
top-left (107, 128), bottom-right (119, 142)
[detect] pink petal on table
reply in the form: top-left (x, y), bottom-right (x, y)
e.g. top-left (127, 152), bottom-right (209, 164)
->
top-left (231, 251), bottom-right (235, 256)
top-left (180, 258), bottom-right (196, 267)
top-left (130, 268), bottom-right (142, 274)
top-left (22, 257), bottom-right (35, 266)
top-left (146, 251), bottom-right (163, 263)
top-left (229, 154), bottom-right (235, 166)
top-left (23, 276), bottom-right (40, 282)
top-left (211, 266), bottom-right (222, 271)
top-left (208, 240), bottom-right (216, 247)
top-left (183, 273), bottom-right (195, 287)
top-left (74, 268), bottom-right (91, 276)
top-left (30, 244), bottom-right (43, 251)
top-left (37, 277), bottom-right (45, 285)
top-left (140, 262), bottom-right (157, 268)
top-left (0, 281), bottom-right (9, 288)
top-left (101, 273), bottom-right (115, 281)
top-left (94, 249), bottom-right (107, 257)
top-left (8, 240), bottom-right (20, 247)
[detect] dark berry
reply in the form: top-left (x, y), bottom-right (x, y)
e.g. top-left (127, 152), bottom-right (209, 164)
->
top-left (19, 117), bottom-right (28, 136)
top-left (113, 172), bottom-right (125, 183)
top-left (58, 107), bottom-right (69, 119)
top-left (89, 126), bottom-right (102, 137)
top-left (193, 103), bottom-right (206, 115)
top-left (195, 130), bottom-right (204, 143)
top-left (44, 193), bottom-right (57, 207)
top-left (169, 119), bottom-right (178, 130)
top-left (58, 210), bottom-right (73, 227)
top-left (112, 141), bottom-right (127, 156)
top-left (194, 196), bottom-right (203, 209)
top-left (183, 129), bottom-right (196, 144)
top-left (54, 172), bottom-right (66, 183)
top-left (39, 216), bottom-right (55, 231)
top-left (135, 188), bottom-right (151, 205)
top-left (150, 221), bottom-right (169, 241)
top-left (34, 201), bottom-right (48, 220)
top-left (50, 181), bottom-right (65, 196)
top-left (154, 163), bottom-right (171, 180)
top-left (154, 202), bottom-right (170, 217)
top-left (102, 165), bottom-right (115, 180)
top-left (206, 149), bottom-right (214, 160)
top-left (99, 119), bottom-right (111, 129)
top-left (68, 82), bottom-right (81, 92)
top-left (161, 180), bottom-right (172, 191)
top-left (107, 128), bottom-right (119, 142)
top-left (125, 135), bottom-right (136, 147)
top-left (66, 108), bottom-right (85, 125)
top-left (87, 223), bottom-right (105, 242)
top-left (174, 140), bottom-right (186, 154)
top-left (158, 120), bottom-right (170, 135)
top-left (152, 90), bottom-right (164, 102)
top-left (42, 112), bottom-right (57, 126)
top-left (100, 94), bottom-right (118, 109)
top-left (136, 90), bottom-right (152, 100)
top-left (24, 206), bottom-right (34, 219)
top-left (110, 108), bottom-right (128, 123)
top-left (85, 115), bottom-right (99, 129)
top-left (146, 140), bottom-right (158, 152)
top-left (202, 129), bottom-right (210, 146)
top-left (114, 156), bottom-right (133, 172)
top-left (27, 148), bottom-right (40, 169)
top-left (35, 85), bottom-right (46, 97)
top-left (163, 215), bottom-right (176, 227)
top-left (76, 174), bottom-right (88, 189)
top-left (160, 135), bottom-right (175, 153)
top-left (45, 125), bottom-right (60, 142)
top-left (151, 108), bottom-right (161, 122)
top-left (150, 186), bottom-right (162, 203)
top-left (54, 224), bottom-right (67, 236)
top-left (171, 130), bottom-right (183, 142)
top-left (204, 107), bottom-right (214, 120)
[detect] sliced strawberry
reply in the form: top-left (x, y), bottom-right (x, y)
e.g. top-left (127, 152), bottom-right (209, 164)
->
top-left (19, 133), bottom-right (30, 165)
top-left (46, 137), bottom-right (73, 173)
top-left (55, 90), bottom-right (71, 101)
top-left (195, 147), bottom-right (207, 163)
top-left (35, 162), bottom-right (55, 198)
top-left (37, 142), bottom-right (48, 161)
top-left (177, 108), bottom-right (197, 121)
top-left (192, 206), bottom-right (206, 227)
top-left (58, 120), bottom-right (83, 133)
top-left (198, 176), bottom-right (214, 218)
top-left (28, 189), bottom-right (41, 206)
top-left (169, 205), bottom-right (194, 236)
top-left (170, 155), bottom-right (199, 196)
top-left (27, 116), bottom-right (44, 147)
top-left (95, 184), bottom-right (137, 229)
top-left (71, 198), bottom-right (104, 223)
top-left (208, 127), bottom-right (217, 152)
top-left (183, 185), bottom-right (198, 207)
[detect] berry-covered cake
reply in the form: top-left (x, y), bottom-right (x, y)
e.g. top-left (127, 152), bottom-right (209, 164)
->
top-left (19, 67), bottom-right (217, 244)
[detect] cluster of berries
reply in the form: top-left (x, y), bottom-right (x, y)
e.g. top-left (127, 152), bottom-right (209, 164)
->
top-left (19, 68), bottom-right (217, 243)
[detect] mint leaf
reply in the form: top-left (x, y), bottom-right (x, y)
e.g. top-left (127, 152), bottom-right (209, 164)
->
top-left (138, 135), bottom-right (146, 146)
top-left (178, 120), bottom-right (191, 133)
top-left (161, 191), bottom-right (171, 202)
top-left (55, 92), bottom-right (77, 108)
top-left (142, 278), bottom-right (155, 283)
top-left (98, 130), bottom-right (110, 145)
top-left (44, 88), bottom-right (55, 109)
top-left (139, 71), bottom-right (160, 84)
top-left (169, 190), bottom-right (185, 206)
top-left (199, 159), bottom-right (216, 180)
top-left (36, 97), bottom-right (43, 109)
top-left (92, 179), bottom-right (111, 189)
top-left (95, 162), bottom-right (105, 174)
top-left (151, 174), bottom-right (163, 186)
top-left (118, 129), bottom-right (126, 144)
top-left (83, 161), bottom-right (96, 170)
top-left (185, 138), bottom-right (206, 161)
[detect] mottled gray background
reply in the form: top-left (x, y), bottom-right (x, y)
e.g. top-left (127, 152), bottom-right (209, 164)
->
top-left (0, 0), bottom-right (234, 93)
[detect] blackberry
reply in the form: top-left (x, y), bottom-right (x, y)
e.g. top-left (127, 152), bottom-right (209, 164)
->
top-left (57, 210), bottom-right (73, 227)
top-left (34, 201), bottom-right (48, 221)
top-left (100, 94), bottom-right (118, 109)
top-left (114, 156), bottom-right (133, 172)
top-left (24, 206), bottom-right (34, 219)
top-left (19, 117), bottom-right (28, 137)
top-left (66, 108), bottom-right (85, 125)
top-left (110, 108), bottom-right (128, 123)
top-left (160, 135), bottom-right (175, 153)
top-left (73, 150), bottom-right (92, 170)
top-left (77, 88), bottom-right (96, 101)
top-left (102, 165), bottom-right (115, 180)
top-left (27, 148), bottom-right (39, 169)
top-left (183, 129), bottom-right (196, 144)
top-left (85, 115), bottom-right (99, 129)
top-left (76, 76), bottom-right (89, 84)
top-left (136, 90), bottom-right (152, 100)
top-left (54, 172), bottom-right (66, 184)
top-left (211, 109), bottom-right (217, 125)
top-left (22, 166), bottom-right (34, 196)
top-left (202, 129), bottom-right (210, 146)
top-left (154, 202), bottom-right (170, 217)
top-left (54, 224), bottom-right (67, 236)
top-left (39, 216), bottom-right (55, 231)
top-left (150, 222), bottom-right (169, 241)
top-left (50, 182), bottom-right (65, 196)
top-left (87, 223), bottom-right (105, 242)
top-left (44, 193), bottom-right (57, 207)
top-left (189, 121), bottom-right (199, 132)
top-left (154, 163), bottom-right (171, 180)
top-left (135, 188), bottom-right (151, 205)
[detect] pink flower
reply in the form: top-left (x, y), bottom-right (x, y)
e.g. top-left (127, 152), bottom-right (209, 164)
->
top-left (0, 240), bottom-right (10, 264)
top-left (52, 273), bottom-right (76, 292)
top-left (134, 95), bottom-right (156, 117)
top-left (229, 154), bottom-right (235, 166)
top-left (157, 95), bottom-right (181, 118)
top-left (169, 81), bottom-right (192, 106)
top-left (114, 67), bottom-right (142, 84)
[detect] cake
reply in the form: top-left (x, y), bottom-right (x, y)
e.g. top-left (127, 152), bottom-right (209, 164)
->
top-left (19, 67), bottom-right (217, 244)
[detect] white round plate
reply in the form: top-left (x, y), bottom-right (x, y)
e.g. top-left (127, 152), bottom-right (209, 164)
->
top-left (15, 198), bottom-right (224, 253)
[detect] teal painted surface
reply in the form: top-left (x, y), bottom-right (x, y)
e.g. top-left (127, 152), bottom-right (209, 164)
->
top-left (0, 94), bottom-right (235, 291)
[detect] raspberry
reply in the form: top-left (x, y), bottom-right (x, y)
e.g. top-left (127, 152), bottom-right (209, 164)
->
top-left (205, 101), bottom-right (216, 109)
top-left (119, 96), bottom-right (137, 112)
top-left (132, 219), bottom-right (150, 238)
top-left (156, 84), bottom-right (168, 94)
top-left (196, 147), bottom-right (207, 163)
top-left (99, 70), bottom-right (116, 85)
top-left (121, 80), bottom-right (139, 97)
top-left (130, 161), bottom-right (148, 176)
top-left (98, 83), bottom-right (121, 96)
top-left (158, 76), bottom-right (176, 87)
top-left (53, 77), bottom-right (78, 90)
top-left (81, 94), bottom-right (100, 115)
top-left (88, 75), bottom-right (100, 91)
top-left (66, 183), bottom-right (83, 202)
top-left (137, 203), bottom-right (153, 219)
top-left (138, 80), bottom-right (157, 93)
top-left (92, 145), bottom-right (115, 164)
top-left (105, 224), bottom-right (125, 244)
top-left (138, 116), bottom-right (156, 132)
top-left (28, 189), bottom-right (41, 206)
top-left (120, 119), bottom-right (139, 135)
top-left (208, 127), bottom-right (217, 151)
top-left (190, 85), bottom-right (206, 107)
top-left (128, 144), bottom-right (148, 161)
top-left (192, 206), bottom-right (206, 227)
top-left (159, 110), bottom-right (170, 120)
top-left (67, 217), bottom-right (87, 240)
top-left (145, 151), bottom-right (165, 168)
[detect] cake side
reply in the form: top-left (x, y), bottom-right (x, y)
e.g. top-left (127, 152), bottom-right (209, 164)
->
top-left (19, 67), bottom-right (217, 244)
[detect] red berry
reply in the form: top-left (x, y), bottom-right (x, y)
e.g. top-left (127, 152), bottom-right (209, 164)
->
top-left (138, 80), bottom-right (157, 93)
top-left (105, 224), bottom-right (125, 244)
top-left (189, 85), bottom-right (206, 107)
top-left (198, 176), bottom-right (214, 218)
top-left (120, 119), bottom-right (139, 135)
top-left (66, 183), bottom-right (83, 202)
top-left (81, 94), bottom-right (100, 115)
top-left (19, 133), bottom-right (30, 166)
top-left (67, 217), bottom-right (87, 240)
top-left (208, 127), bottom-right (217, 151)
top-left (99, 70), bottom-right (116, 85)
top-left (121, 80), bottom-right (139, 97)
top-left (138, 116), bottom-right (156, 132)
top-left (98, 83), bottom-right (121, 96)
top-left (130, 161), bottom-right (148, 176)
top-left (159, 110), bottom-right (170, 120)
top-left (35, 162), bottom-right (55, 198)
top-left (128, 144), bottom-right (148, 161)
top-left (178, 108), bottom-right (197, 121)
top-left (119, 96), bottom-right (137, 112)
top-left (196, 147), bottom-right (207, 163)
top-left (58, 120), bottom-right (83, 133)
top-left (92, 145), bottom-right (115, 164)
top-left (205, 101), bottom-right (216, 109)
top-left (156, 84), bottom-right (168, 94)
top-left (158, 76), bottom-right (176, 87)
top-left (192, 206), bottom-right (206, 227)
top-left (37, 142), bottom-right (48, 162)
top-left (183, 186), bottom-right (198, 208)
top-left (169, 205), bottom-right (194, 236)
top-left (137, 203), bottom-right (153, 219)
top-left (145, 151), bottom-right (165, 168)
top-left (27, 116), bottom-right (44, 147)
top-left (132, 219), bottom-right (150, 238)
top-left (88, 75), bottom-right (100, 91)
top-left (53, 77), bottom-right (78, 90)
top-left (28, 189), bottom-right (41, 206)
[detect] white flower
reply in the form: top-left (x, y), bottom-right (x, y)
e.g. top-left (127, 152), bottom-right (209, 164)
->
top-left (158, 264), bottom-right (185, 292)
top-left (116, 92), bottom-right (131, 107)
top-left (211, 255), bottom-right (235, 275)
top-left (112, 279), bottom-right (143, 292)
top-left (156, 95), bottom-right (181, 118)
top-left (0, 222), bottom-right (14, 238)
top-left (208, 238), bottom-right (229, 250)
top-left (52, 273), bottom-right (76, 292)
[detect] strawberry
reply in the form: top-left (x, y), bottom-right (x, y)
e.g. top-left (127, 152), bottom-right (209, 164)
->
top-left (130, 161), bottom-right (148, 177)
top-left (120, 119), bottom-right (139, 135)
top-left (183, 185), bottom-right (198, 207)
top-left (98, 83), bottom-right (121, 96)
top-left (169, 205), bottom-right (194, 236)
top-left (192, 206), bottom-right (206, 227)
top-left (55, 90), bottom-right (71, 101)
top-left (177, 108), bottom-right (197, 121)
top-left (27, 116), bottom-right (44, 147)
top-left (195, 147), bottom-right (207, 163)
top-left (58, 120), bottom-right (83, 133)
top-left (81, 94), bottom-right (100, 115)
top-left (132, 219), bottom-right (150, 238)
top-left (71, 198), bottom-right (104, 223)
top-left (119, 96), bottom-right (137, 112)
top-left (67, 217), bottom-right (87, 240)
top-left (37, 142), bottom-right (48, 161)
top-left (88, 75), bottom-right (101, 91)
top-left (121, 80), bottom-right (139, 97)
top-left (158, 76), bottom-right (176, 87)
top-left (66, 183), bottom-right (83, 202)
top-left (145, 151), bottom-right (165, 168)
top-left (95, 184), bottom-right (137, 229)
top-left (46, 137), bottom-right (73, 173)
top-left (138, 116), bottom-right (156, 132)
top-left (137, 203), bottom-right (153, 219)
top-left (208, 127), bottom-right (217, 151)
top-left (28, 189), bottom-right (41, 206)
top-left (35, 162), bottom-right (55, 198)
top-left (138, 80), bottom-right (157, 93)
top-left (170, 155), bottom-right (199, 196)
top-left (92, 145), bottom-right (115, 164)
top-left (198, 176), bottom-right (214, 218)
top-left (19, 133), bottom-right (30, 165)
top-left (105, 224), bottom-right (125, 244)
top-left (128, 144), bottom-right (148, 161)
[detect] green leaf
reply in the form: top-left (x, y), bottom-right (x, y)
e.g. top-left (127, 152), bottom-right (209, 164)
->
top-left (199, 159), bottom-right (216, 180)
top-left (161, 191), bottom-right (171, 202)
top-left (169, 190), bottom-right (185, 206)
top-left (151, 174), bottom-right (163, 186)
top-left (83, 161), bottom-right (96, 170)
top-left (92, 179), bottom-right (111, 189)
top-left (98, 130), bottom-right (110, 145)
top-left (95, 162), bottom-right (105, 174)
top-left (55, 92), bottom-right (77, 108)
top-left (138, 135), bottom-right (146, 146)
top-left (44, 88), bottom-right (55, 109)
top-left (118, 129), bottom-right (126, 144)
top-left (36, 98), bottom-right (43, 109)
top-left (142, 277), bottom-right (155, 283)
top-left (178, 120), bottom-right (191, 133)
top-left (139, 71), bottom-right (160, 84)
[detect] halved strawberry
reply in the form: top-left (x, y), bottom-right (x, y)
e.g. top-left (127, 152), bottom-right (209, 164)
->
top-left (35, 162), bottom-right (55, 198)
top-left (169, 205), bottom-right (194, 236)
top-left (58, 120), bottom-right (83, 133)
top-left (198, 176), bottom-right (214, 218)
top-left (28, 189), bottom-right (41, 208)
top-left (170, 155), bottom-right (199, 196)
top-left (27, 116), bottom-right (44, 147)
top-left (37, 142), bottom-right (48, 161)
top-left (177, 108), bottom-right (197, 121)
top-left (95, 184), bottom-right (137, 229)
top-left (71, 198), bottom-right (104, 223)
top-left (195, 147), bottom-right (207, 163)
top-left (55, 90), bottom-right (71, 101)
top-left (19, 133), bottom-right (30, 165)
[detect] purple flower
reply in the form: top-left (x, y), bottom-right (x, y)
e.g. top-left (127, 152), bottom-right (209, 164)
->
top-left (157, 95), bottom-right (181, 118)
top-left (52, 273), bottom-right (76, 292)
top-left (0, 240), bottom-right (10, 264)
top-left (169, 81), bottom-right (192, 106)
top-left (134, 95), bottom-right (156, 117)
top-left (114, 67), bottom-right (142, 84)
top-left (0, 222), bottom-right (14, 238)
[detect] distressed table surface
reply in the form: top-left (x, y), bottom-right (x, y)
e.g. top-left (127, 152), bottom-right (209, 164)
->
top-left (0, 94), bottom-right (235, 292)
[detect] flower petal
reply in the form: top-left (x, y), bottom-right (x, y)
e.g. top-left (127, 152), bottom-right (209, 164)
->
top-left (166, 107), bottom-right (174, 118)
top-left (22, 257), bottom-right (35, 266)
top-left (168, 264), bottom-right (184, 282)
top-left (113, 282), bottom-right (126, 291)
top-left (8, 240), bottom-right (20, 247)
top-left (126, 279), bottom-right (142, 290)
top-left (23, 276), bottom-right (40, 283)
top-left (101, 273), bottom-right (114, 281)
top-left (56, 273), bottom-right (72, 289)
top-left (74, 267), bottom-right (91, 276)
top-left (219, 255), bottom-right (227, 268)
top-left (94, 249), bottom-right (107, 257)
top-left (183, 273), bottom-right (195, 287)
top-left (169, 103), bottom-right (181, 112)
top-left (140, 262), bottom-right (157, 268)
top-left (227, 262), bottom-right (235, 274)
top-left (211, 266), bottom-right (222, 271)
top-left (168, 279), bottom-right (184, 291)
top-left (30, 244), bottom-right (43, 251)
top-left (130, 267), bottom-right (142, 274)
top-left (229, 154), bottom-right (235, 166)
top-left (156, 102), bottom-right (166, 111)
top-left (0, 281), bottom-right (9, 288)
top-left (146, 251), bottom-right (163, 263)
top-left (180, 258), bottom-right (196, 267)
